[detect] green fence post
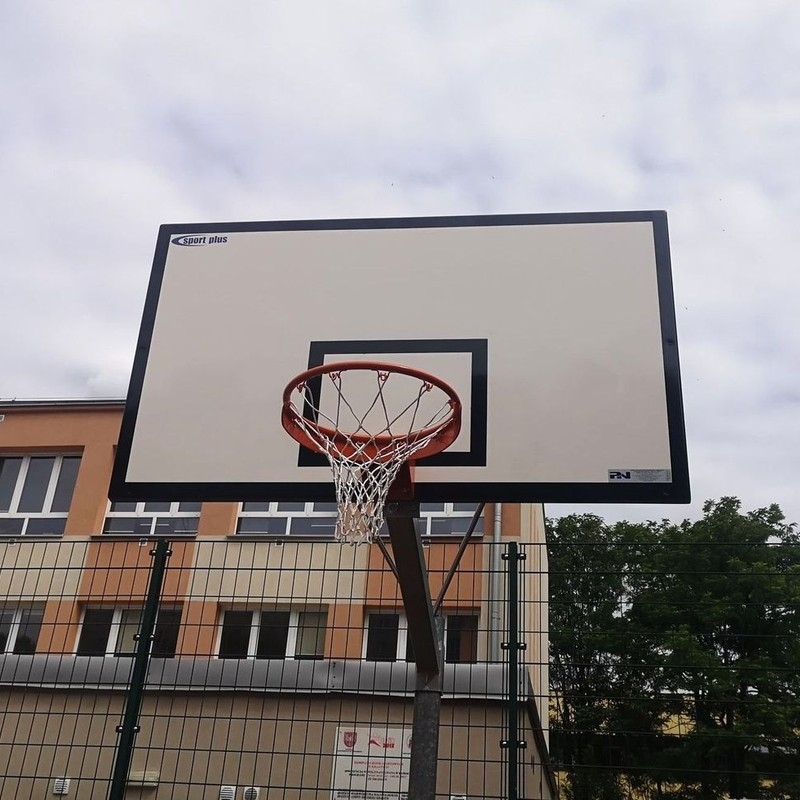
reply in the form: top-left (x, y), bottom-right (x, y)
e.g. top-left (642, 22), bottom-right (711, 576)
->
top-left (502, 541), bottom-right (526, 800)
top-left (107, 538), bottom-right (171, 800)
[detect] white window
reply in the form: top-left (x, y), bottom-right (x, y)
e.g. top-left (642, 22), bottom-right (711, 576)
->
top-left (236, 502), bottom-right (338, 537)
top-left (363, 612), bottom-right (479, 664)
top-left (236, 502), bottom-right (483, 537)
top-left (0, 607), bottom-right (44, 654)
top-left (417, 503), bottom-right (484, 536)
top-left (75, 607), bottom-right (182, 657)
top-left (0, 455), bottom-right (81, 536)
top-left (217, 609), bottom-right (328, 659)
top-left (103, 501), bottom-right (201, 536)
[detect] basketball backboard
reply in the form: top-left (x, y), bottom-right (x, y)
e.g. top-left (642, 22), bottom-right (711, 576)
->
top-left (110, 211), bottom-right (689, 504)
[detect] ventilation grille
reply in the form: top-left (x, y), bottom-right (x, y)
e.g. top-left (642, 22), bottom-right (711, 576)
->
top-left (219, 787), bottom-right (235, 800)
top-left (243, 788), bottom-right (260, 800)
top-left (53, 779), bottom-right (70, 796)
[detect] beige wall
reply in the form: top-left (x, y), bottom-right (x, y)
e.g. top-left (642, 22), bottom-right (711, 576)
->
top-left (0, 689), bottom-right (553, 800)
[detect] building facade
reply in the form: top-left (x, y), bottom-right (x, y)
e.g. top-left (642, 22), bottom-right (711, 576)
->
top-left (0, 399), bottom-right (553, 799)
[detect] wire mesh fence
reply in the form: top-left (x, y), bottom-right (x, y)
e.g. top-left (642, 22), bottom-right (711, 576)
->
top-left (548, 503), bottom-right (800, 800)
top-left (0, 536), bottom-right (552, 800)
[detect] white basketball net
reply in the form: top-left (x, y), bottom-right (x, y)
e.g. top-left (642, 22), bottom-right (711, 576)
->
top-left (285, 367), bottom-right (458, 545)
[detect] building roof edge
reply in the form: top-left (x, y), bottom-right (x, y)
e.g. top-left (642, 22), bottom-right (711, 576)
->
top-left (0, 398), bottom-right (125, 410)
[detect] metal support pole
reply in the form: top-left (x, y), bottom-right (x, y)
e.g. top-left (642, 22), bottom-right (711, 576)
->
top-left (108, 538), bottom-right (171, 800)
top-left (385, 504), bottom-right (438, 673)
top-left (408, 615), bottom-right (444, 800)
top-left (384, 502), bottom-right (443, 800)
top-left (501, 540), bottom-right (526, 800)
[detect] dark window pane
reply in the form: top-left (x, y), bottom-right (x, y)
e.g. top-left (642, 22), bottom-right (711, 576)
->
top-left (295, 611), bottom-right (326, 659)
top-left (445, 615), bottom-right (478, 664)
top-left (0, 518), bottom-right (25, 535)
top-left (51, 457), bottom-right (81, 513)
top-left (219, 611), bottom-right (253, 658)
top-left (178, 502), bottom-right (201, 512)
top-left (365, 614), bottom-right (399, 661)
top-left (276, 502), bottom-right (305, 512)
top-left (18, 457), bottom-right (55, 513)
top-left (311, 503), bottom-right (338, 513)
top-left (236, 517), bottom-right (287, 535)
top-left (153, 517), bottom-right (198, 536)
top-left (16, 608), bottom-right (44, 654)
top-left (103, 517), bottom-right (152, 536)
top-left (452, 503), bottom-right (481, 513)
top-left (109, 502), bottom-right (137, 512)
top-left (256, 611), bottom-right (290, 658)
top-left (0, 458), bottom-right (22, 512)
top-left (76, 609), bottom-right (114, 656)
top-left (143, 502), bottom-right (171, 512)
top-left (0, 610), bottom-right (14, 652)
top-left (24, 518), bottom-right (66, 536)
top-left (115, 610), bottom-right (142, 656)
top-left (241, 502), bottom-right (271, 512)
top-left (153, 609), bottom-right (182, 657)
top-left (430, 517), bottom-right (484, 535)
top-left (419, 503), bottom-right (445, 513)
top-left (289, 517), bottom-right (336, 536)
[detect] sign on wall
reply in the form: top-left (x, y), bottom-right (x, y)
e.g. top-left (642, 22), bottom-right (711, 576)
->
top-left (332, 726), bottom-right (412, 799)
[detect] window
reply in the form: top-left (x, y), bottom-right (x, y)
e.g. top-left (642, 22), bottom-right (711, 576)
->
top-left (445, 614), bottom-right (479, 664)
top-left (75, 608), bottom-right (182, 657)
top-left (364, 612), bottom-right (479, 664)
top-left (218, 609), bottom-right (327, 659)
top-left (417, 503), bottom-right (484, 536)
top-left (236, 502), bottom-right (483, 538)
top-left (0, 455), bottom-right (81, 535)
top-left (103, 501), bottom-right (201, 536)
top-left (236, 502), bottom-right (338, 537)
top-left (0, 608), bottom-right (44, 654)
top-left (365, 613), bottom-right (411, 662)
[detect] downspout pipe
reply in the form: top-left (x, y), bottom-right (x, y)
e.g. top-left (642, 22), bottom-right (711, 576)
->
top-left (489, 502), bottom-right (503, 659)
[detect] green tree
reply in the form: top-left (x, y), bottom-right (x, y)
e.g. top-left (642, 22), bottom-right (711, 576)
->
top-left (549, 498), bottom-right (800, 800)
top-left (548, 514), bottom-right (659, 800)
top-left (629, 498), bottom-right (800, 799)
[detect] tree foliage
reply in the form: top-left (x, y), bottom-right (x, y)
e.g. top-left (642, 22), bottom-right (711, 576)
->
top-left (548, 498), bottom-right (800, 800)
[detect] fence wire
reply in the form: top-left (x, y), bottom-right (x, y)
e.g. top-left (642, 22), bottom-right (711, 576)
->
top-left (0, 536), bottom-right (551, 799)
top-left (548, 517), bottom-right (800, 800)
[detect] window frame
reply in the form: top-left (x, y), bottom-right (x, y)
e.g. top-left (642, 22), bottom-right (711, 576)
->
top-left (103, 501), bottom-right (201, 537)
top-left (75, 606), bottom-right (182, 657)
top-left (216, 607), bottom-right (328, 660)
top-left (236, 502), bottom-right (339, 537)
top-left (0, 454), bottom-right (81, 536)
top-left (236, 501), bottom-right (483, 538)
top-left (0, 606), bottom-right (45, 654)
top-left (363, 611), bottom-right (480, 664)
top-left (416, 503), bottom-right (485, 537)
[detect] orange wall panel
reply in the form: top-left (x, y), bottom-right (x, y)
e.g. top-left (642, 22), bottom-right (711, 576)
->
top-left (366, 542), bottom-right (483, 608)
top-left (176, 600), bottom-right (219, 656)
top-left (78, 540), bottom-right (195, 602)
top-left (0, 406), bottom-right (122, 536)
top-left (327, 603), bottom-right (365, 659)
top-left (197, 503), bottom-right (239, 537)
top-left (39, 599), bottom-right (82, 654)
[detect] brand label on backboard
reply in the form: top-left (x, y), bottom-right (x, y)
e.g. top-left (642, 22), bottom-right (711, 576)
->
top-left (170, 234), bottom-right (229, 247)
top-left (609, 469), bottom-right (672, 482)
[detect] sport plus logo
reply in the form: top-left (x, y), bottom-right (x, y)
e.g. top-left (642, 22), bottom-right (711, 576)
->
top-left (171, 234), bottom-right (228, 247)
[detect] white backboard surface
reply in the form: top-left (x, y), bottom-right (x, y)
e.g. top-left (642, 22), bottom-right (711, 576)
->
top-left (111, 212), bottom-right (689, 504)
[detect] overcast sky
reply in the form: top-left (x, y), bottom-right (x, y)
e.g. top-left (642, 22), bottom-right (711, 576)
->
top-left (2, 2), bottom-right (798, 526)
